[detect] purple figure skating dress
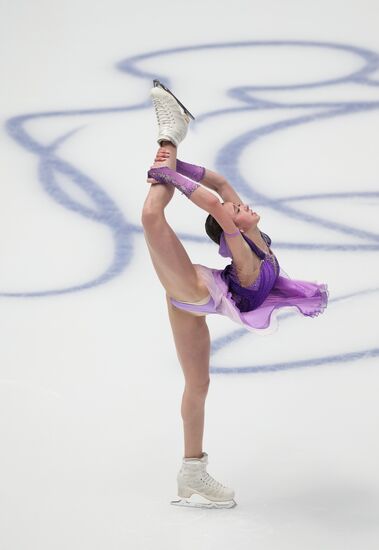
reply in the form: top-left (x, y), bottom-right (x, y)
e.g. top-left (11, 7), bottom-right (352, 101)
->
top-left (170, 231), bottom-right (328, 334)
top-left (148, 161), bottom-right (328, 333)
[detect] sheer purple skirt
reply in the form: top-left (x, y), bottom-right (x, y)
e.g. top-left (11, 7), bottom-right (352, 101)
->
top-left (170, 264), bottom-right (328, 334)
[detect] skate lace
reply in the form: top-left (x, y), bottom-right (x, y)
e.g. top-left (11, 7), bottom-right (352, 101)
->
top-left (152, 98), bottom-right (174, 127)
top-left (200, 472), bottom-right (225, 491)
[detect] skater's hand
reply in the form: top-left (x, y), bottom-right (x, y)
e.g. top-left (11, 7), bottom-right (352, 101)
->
top-left (147, 169), bottom-right (161, 184)
top-left (154, 148), bottom-right (170, 163)
top-left (147, 147), bottom-right (171, 184)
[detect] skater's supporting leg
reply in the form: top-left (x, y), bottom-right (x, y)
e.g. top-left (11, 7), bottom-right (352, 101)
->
top-left (166, 296), bottom-right (211, 458)
top-left (167, 297), bottom-right (236, 507)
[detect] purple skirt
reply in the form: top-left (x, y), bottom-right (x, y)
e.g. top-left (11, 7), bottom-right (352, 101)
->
top-left (170, 264), bottom-right (328, 334)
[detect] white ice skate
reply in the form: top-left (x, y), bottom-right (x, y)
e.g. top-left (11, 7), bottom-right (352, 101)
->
top-left (170, 452), bottom-right (237, 509)
top-left (150, 80), bottom-right (193, 147)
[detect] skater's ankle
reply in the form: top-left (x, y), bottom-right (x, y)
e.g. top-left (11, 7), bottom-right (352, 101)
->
top-left (160, 140), bottom-right (176, 148)
top-left (184, 452), bottom-right (204, 459)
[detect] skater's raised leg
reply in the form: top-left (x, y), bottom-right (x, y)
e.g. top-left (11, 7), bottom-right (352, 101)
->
top-left (141, 176), bottom-right (209, 303)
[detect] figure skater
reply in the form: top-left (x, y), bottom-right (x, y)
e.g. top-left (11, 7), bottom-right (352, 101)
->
top-left (142, 81), bottom-right (328, 509)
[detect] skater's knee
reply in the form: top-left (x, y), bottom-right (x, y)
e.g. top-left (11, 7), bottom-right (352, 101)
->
top-left (185, 378), bottom-right (210, 397)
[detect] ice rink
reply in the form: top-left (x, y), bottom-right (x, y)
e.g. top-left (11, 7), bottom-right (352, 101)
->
top-left (1, 0), bottom-right (379, 548)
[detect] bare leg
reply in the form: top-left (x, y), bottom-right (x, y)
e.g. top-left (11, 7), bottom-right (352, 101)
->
top-left (142, 144), bottom-right (211, 458)
top-left (166, 296), bottom-right (210, 458)
top-left (142, 144), bottom-right (208, 302)
top-left (143, 141), bottom-right (212, 457)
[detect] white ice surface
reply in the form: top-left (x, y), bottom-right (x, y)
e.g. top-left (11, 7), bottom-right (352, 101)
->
top-left (1, 1), bottom-right (379, 549)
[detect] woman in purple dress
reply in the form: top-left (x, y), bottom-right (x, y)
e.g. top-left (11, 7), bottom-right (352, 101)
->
top-left (142, 81), bottom-right (328, 509)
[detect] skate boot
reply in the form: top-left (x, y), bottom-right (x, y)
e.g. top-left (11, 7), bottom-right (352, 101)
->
top-left (153, 79), bottom-right (195, 120)
top-left (170, 452), bottom-right (237, 509)
top-left (150, 80), bottom-right (193, 147)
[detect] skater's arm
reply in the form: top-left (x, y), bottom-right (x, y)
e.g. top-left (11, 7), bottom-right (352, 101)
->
top-left (154, 151), bottom-right (244, 205)
top-left (191, 188), bottom-right (239, 235)
top-left (199, 169), bottom-right (243, 205)
top-left (184, 184), bottom-right (257, 269)
top-left (180, 182), bottom-right (261, 271)
top-left (148, 166), bottom-right (238, 234)
top-left (147, 166), bottom-right (256, 268)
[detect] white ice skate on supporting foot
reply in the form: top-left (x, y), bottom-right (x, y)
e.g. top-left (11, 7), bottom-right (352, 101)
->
top-left (170, 452), bottom-right (237, 509)
top-left (150, 80), bottom-right (193, 147)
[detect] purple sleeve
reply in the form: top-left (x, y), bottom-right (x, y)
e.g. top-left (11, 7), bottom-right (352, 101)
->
top-left (147, 167), bottom-right (200, 199)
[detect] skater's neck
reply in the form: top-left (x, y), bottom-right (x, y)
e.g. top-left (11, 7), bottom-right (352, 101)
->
top-left (244, 227), bottom-right (269, 253)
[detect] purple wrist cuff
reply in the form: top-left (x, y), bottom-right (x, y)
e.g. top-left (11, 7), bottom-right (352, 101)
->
top-left (176, 159), bottom-right (205, 182)
top-left (147, 167), bottom-right (200, 199)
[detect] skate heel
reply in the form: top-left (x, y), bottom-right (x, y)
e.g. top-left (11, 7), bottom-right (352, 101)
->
top-left (177, 484), bottom-right (193, 498)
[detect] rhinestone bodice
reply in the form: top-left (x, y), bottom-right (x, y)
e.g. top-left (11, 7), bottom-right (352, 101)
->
top-left (219, 232), bottom-right (280, 312)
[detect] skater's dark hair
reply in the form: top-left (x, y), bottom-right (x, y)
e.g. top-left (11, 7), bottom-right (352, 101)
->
top-left (205, 213), bottom-right (223, 245)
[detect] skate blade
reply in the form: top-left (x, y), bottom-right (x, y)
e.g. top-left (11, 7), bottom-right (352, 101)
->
top-left (170, 494), bottom-right (237, 509)
top-left (153, 79), bottom-right (195, 120)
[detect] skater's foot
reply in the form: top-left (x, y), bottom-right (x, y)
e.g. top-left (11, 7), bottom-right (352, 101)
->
top-left (153, 146), bottom-right (171, 165)
top-left (170, 452), bottom-right (237, 509)
top-left (153, 80), bottom-right (195, 120)
top-left (150, 84), bottom-right (191, 147)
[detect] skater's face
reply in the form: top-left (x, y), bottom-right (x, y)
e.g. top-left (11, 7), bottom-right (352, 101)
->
top-left (223, 201), bottom-right (260, 231)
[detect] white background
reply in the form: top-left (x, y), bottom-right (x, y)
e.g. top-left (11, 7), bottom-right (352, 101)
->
top-left (1, 1), bottom-right (378, 548)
